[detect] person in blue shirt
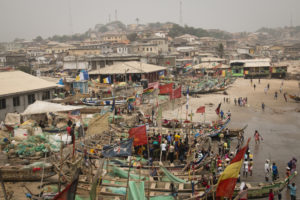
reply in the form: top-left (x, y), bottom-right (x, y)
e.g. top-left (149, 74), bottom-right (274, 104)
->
top-left (220, 110), bottom-right (224, 119)
top-left (272, 162), bottom-right (278, 181)
top-left (288, 183), bottom-right (296, 200)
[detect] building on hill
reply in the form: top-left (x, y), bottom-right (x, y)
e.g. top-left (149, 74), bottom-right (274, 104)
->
top-left (0, 71), bottom-right (58, 121)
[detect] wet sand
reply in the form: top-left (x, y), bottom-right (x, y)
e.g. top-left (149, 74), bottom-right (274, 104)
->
top-left (164, 78), bottom-right (300, 199)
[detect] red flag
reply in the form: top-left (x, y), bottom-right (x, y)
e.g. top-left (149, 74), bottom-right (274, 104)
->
top-left (215, 103), bottom-right (221, 115)
top-left (196, 106), bottom-right (205, 113)
top-left (170, 86), bottom-right (182, 99)
top-left (216, 138), bottom-right (251, 198)
top-left (159, 83), bottom-right (174, 94)
top-left (53, 169), bottom-right (79, 200)
top-left (129, 125), bottom-right (147, 146)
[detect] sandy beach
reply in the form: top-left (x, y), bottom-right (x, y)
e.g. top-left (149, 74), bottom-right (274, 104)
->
top-left (164, 78), bottom-right (300, 199)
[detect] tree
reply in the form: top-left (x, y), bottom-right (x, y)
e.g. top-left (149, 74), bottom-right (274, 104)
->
top-left (216, 43), bottom-right (224, 58)
top-left (127, 33), bottom-right (138, 42)
top-left (34, 36), bottom-right (43, 43)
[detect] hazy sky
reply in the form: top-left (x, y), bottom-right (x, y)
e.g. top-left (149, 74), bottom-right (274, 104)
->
top-left (0, 0), bottom-right (299, 42)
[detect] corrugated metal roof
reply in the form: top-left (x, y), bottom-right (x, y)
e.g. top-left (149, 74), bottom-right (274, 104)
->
top-left (89, 61), bottom-right (166, 75)
top-left (0, 71), bottom-right (58, 97)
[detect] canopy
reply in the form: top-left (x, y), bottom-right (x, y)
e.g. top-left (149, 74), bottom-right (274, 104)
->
top-left (22, 101), bottom-right (83, 115)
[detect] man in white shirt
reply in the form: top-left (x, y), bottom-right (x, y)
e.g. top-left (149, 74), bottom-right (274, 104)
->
top-left (265, 159), bottom-right (270, 182)
top-left (161, 141), bottom-right (167, 161)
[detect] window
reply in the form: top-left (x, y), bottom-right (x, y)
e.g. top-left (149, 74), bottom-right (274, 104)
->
top-left (28, 94), bottom-right (35, 104)
top-left (13, 96), bottom-right (20, 107)
top-left (0, 99), bottom-right (6, 110)
top-left (42, 91), bottom-right (50, 100)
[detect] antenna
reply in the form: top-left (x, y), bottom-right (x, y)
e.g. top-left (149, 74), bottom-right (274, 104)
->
top-left (115, 9), bottom-right (118, 21)
top-left (179, 1), bottom-right (183, 26)
top-left (290, 12), bottom-right (293, 27)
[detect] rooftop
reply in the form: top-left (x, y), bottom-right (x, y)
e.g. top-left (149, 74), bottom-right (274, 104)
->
top-left (89, 61), bottom-right (166, 75)
top-left (0, 71), bottom-right (58, 97)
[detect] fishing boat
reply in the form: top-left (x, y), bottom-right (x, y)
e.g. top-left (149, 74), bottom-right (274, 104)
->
top-left (0, 164), bottom-right (55, 181)
top-left (233, 171), bottom-right (297, 199)
top-left (289, 94), bottom-right (300, 102)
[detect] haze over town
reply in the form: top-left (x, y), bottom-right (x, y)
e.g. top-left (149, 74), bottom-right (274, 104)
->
top-left (1, 0), bottom-right (300, 41)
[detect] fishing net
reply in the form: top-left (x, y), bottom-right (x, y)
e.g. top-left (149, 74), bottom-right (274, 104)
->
top-left (111, 165), bottom-right (147, 180)
top-left (106, 187), bottom-right (126, 195)
top-left (128, 181), bottom-right (146, 200)
top-left (150, 196), bottom-right (175, 200)
top-left (160, 166), bottom-right (187, 183)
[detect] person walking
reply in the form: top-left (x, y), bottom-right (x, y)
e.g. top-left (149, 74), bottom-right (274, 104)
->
top-left (262, 102), bottom-right (265, 111)
top-left (272, 162), bottom-right (279, 181)
top-left (168, 143), bottom-right (175, 164)
top-left (234, 98), bottom-right (237, 106)
top-left (269, 189), bottom-right (274, 200)
top-left (265, 160), bottom-right (270, 181)
top-left (254, 130), bottom-right (262, 144)
top-left (274, 91), bottom-right (278, 100)
top-left (288, 183), bottom-right (296, 200)
top-left (284, 92), bottom-right (288, 102)
top-left (267, 83), bottom-right (270, 90)
top-left (161, 141), bottom-right (167, 161)
top-left (264, 87), bottom-right (268, 94)
top-left (259, 78), bottom-right (261, 84)
top-left (254, 84), bottom-right (256, 90)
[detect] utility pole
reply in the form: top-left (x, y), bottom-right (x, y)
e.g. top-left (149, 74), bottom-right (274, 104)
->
top-left (115, 9), bottom-right (118, 21)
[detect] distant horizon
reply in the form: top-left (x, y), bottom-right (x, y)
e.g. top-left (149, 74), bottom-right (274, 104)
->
top-left (1, 0), bottom-right (299, 42)
top-left (1, 20), bottom-right (299, 43)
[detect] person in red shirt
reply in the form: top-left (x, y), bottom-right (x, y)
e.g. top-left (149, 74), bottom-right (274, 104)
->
top-left (269, 189), bottom-right (274, 200)
top-left (66, 126), bottom-right (72, 135)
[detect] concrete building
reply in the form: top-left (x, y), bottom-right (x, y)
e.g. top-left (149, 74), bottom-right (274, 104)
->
top-left (100, 32), bottom-right (128, 43)
top-left (0, 71), bottom-right (58, 121)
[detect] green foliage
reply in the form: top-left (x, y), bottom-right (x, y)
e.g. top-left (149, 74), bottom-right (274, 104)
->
top-left (168, 23), bottom-right (231, 39)
top-left (127, 33), bottom-right (138, 42)
top-left (48, 32), bottom-right (89, 42)
top-left (216, 43), bottom-right (224, 58)
top-left (34, 36), bottom-right (43, 42)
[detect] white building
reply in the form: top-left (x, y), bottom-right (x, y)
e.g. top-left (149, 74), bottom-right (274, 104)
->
top-left (0, 71), bottom-right (58, 121)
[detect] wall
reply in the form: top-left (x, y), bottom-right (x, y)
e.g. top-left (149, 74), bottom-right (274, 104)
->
top-left (0, 89), bottom-right (55, 121)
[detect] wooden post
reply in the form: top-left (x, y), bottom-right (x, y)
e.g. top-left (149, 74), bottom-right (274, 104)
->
top-left (58, 134), bottom-right (63, 192)
top-left (125, 156), bottom-right (132, 200)
top-left (0, 170), bottom-right (8, 200)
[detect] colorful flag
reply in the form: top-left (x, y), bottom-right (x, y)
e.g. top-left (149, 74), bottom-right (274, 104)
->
top-left (159, 71), bottom-right (165, 78)
top-left (53, 169), bottom-right (80, 200)
top-left (148, 82), bottom-right (159, 89)
top-left (75, 75), bottom-right (80, 81)
top-left (143, 87), bottom-right (154, 95)
top-left (196, 106), bottom-right (205, 113)
top-left (103, 76), bottom-right (111, 84)
top-left (215, 103), bottom-right (221, 115)
top-left (57, 78), bottom-right (64, 85)
top-left (159, 83), bottom-right (174, 94)
top-left (216, 138), bottom-right (251, 198)
top-left (170, 86), bottom-right (182, 99)
top-left (129, 125), bottom-right (148, 146)
top-left (102, 138), bottom-right (134, 157)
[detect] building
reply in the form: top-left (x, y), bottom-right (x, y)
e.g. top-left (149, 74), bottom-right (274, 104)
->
top-left (130, 43), bottom-right (159, 55)
top-left (176, 34), bottom-right (199, 43)
top-left (230, 59), bottom-right (271, 78)
top-left (63, 56), bottom-right (89, 70)
top-left (100, 32), bottom-right (128, 43)
top-left (89, 54), bottom-right (141, 70)
top-left (46, 43), bottom-right (75, 54)
top-left (5, 53), bottom-right (29, 68)
top-left (270, 63), bottom-right (288, 78)
top-left (0, 71), bottom-right (58, 121)
top-left (89, 61), bottom-right (166, 83)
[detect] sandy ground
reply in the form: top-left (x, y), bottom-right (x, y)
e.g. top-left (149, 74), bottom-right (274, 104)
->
top-left (2, 78), bottom-right (300, 200)
top-left (164, 78), bottom-right (300, 199)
